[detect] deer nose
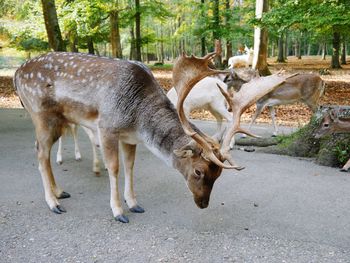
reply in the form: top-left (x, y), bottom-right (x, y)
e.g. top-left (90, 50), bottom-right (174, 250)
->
top-left (194, 197), bottom-right (209, 209)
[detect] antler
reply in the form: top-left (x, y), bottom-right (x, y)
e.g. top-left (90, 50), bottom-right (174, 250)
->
top-left (173, 41), bottom-right (239, 169)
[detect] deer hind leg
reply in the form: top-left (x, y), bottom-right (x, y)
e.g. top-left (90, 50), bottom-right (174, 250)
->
top-left (34, 115), bottom-right (70, 214)
top-left (121, 142), bottom-right (144, 213)
top-left (99, 128), bottom-right (127, 223)
top-left (268, 106), bottom-right (279, 137)
top-left (82, 127), bottom-right (101, 176)
top-left (241, 102), bottom-right (266, 138)
top-left (340, 158), bottom-right (350, 172)
top-left (70, 124), bottom-right (82, 161)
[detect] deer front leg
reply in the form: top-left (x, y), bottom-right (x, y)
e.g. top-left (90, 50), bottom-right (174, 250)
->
top-left (340, 158), bottom-right (350, 172)
top-left (99, 128), bottom-right (128, 223)
top-left (121, 142), bottom-right (145, 213)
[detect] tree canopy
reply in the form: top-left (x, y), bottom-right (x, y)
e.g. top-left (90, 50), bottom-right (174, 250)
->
top-left (0, 0), bottom-right (349, 66)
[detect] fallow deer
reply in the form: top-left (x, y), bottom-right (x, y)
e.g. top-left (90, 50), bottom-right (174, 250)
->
top-left (228, 46), bottom-right (254, 69)
top-left (232, 72), bottom-right (325, 136)
top-left (315, 107), bottom-right (350, 172)
top-left (14, 47), bottom-right (289, 223)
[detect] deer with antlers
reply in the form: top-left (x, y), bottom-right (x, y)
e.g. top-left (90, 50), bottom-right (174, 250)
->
top-left (315, 107), bottom-right (350, 172)
top-left (14, 45), bottom-right (290, 223)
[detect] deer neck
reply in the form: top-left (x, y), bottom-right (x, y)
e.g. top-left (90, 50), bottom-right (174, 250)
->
top-left (137, 100), bottom-right (191, 167)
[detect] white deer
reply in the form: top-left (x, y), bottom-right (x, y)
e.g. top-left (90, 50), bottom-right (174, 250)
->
top-left (228, 46), bottom-right (254, 69)
top-left (167, 77), bottom-right (236, 147)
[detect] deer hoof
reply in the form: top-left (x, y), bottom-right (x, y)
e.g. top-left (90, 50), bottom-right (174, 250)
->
top-left (58, 191), bottom-right (71, 199)
top-left (115, 214), bottom-right (129, 223)
top-left (340, 168), bottom-right (349, 172)
top-left (130, 205), bottom-right (145, 213)
top-left (94, 171), bottom-right (101, 177)
top-left (51, 205), bottom-right (66, 214)
top-left (56, 160), bottom-right (63, 165)
top-left (234, 166), bottom-right (245, 171)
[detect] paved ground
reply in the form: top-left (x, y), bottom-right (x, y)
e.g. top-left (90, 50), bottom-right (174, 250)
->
top-left (1, 109), bottom-right (350, 263)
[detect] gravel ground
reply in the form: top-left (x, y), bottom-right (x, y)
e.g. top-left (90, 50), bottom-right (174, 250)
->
top-left (1, 109), bottom-right (350, 263)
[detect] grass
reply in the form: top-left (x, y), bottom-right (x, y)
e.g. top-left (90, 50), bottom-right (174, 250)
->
top-left (148, 63), bottom-right (173, 70)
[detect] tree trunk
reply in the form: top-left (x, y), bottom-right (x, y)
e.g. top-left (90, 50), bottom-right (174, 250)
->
top-left (341, 37), bottom-right (347, 65)
top-left (135, 0), bottom-right (142, 61)
top-left (130, 26), bottom-right (136, 60)
top-left (212, 0), bottom-right (222, 68)
top-left (87, 37), bottom-right (94, 55)
top-left (277, 34), bottom-right (285, 62)
top-left (67, 29), bottom-right (78, 52)
top-left (252, 0), bottom-right (271, 76)
top-left (201, 0), bottom-right (206, 56)
top-left (322, 42), bottom-right (326, 60)
top-left (284, 31), bottom-right (288, 58)
top-left (160, 25), bottom-right (164, 63)
top-left (331, 31), bottom-right (341, 69)
top-left (224, 0), bottom-right (232, 64)
top-left (110, 9), bottom-right (122, 58)
top-left (41, 0), bottom-right (66, 51)
top-left (295, 38), bottom-right (301, 59)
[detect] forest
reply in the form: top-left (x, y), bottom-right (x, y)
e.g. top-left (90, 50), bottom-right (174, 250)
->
top-left (0, 0), bottom-right (350, 69)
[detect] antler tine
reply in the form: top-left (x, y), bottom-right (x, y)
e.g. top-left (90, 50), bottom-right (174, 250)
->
top-left (203, 39), bottom-right (222, 61)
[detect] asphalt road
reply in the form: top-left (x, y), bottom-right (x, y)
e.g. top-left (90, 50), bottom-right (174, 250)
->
top-left (1, 109), bottom-right (350, 263)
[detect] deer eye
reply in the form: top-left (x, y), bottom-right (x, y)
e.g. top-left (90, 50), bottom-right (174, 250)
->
top-left (193, 169), bottom-right (202, 180)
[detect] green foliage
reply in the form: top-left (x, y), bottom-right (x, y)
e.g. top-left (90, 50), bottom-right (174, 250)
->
top-left (333, 135), bottom-right (350, 165)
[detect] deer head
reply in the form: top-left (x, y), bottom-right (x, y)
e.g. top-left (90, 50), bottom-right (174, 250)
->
top-left (314, 108), bottom-right (340, 138)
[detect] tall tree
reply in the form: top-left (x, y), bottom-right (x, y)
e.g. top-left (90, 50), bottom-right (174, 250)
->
top-left (200, 0), bottom-right (206, 56)
top-left (41, 0), bottom-right (66, 51)
top-left (212, 0), bottom-right (221, 67)
top-left (110, 6), bottom-right (122, 58)
top-left (331, 31), bottom-right (341, 68)
top-left (135, 0), bottom-right (141, 61)
top-left (277, 33), bottom-right (285, 62)
top-left (252, 0), bottom-right (271, 76)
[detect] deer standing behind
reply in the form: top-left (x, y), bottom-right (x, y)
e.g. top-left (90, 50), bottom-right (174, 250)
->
top-left (56, 124), bottom-right (102, 175)
top-left (315, 107), bottom-right (350, 172)
top-left (232, 72), bottom-right (325, 136)
top-left (167, 77), bottom-right (236, 148)
top-left (228, 46), bottom-right (254, 69)
top-left (14, 49), bottom-right (289, 223)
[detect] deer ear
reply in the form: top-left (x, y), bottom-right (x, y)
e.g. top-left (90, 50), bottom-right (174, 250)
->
top-left (329, 109), bottom-right (338, 121)
top-left (174, 145), bottom-right (195, 158)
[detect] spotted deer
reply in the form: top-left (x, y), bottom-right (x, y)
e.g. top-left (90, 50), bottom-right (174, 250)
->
top-left (14, 48), bottom-right (289, 223)
top-left (315, 107), bottom-right (350, 172)
top-left (231, 72), bottom-right (325, 137)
